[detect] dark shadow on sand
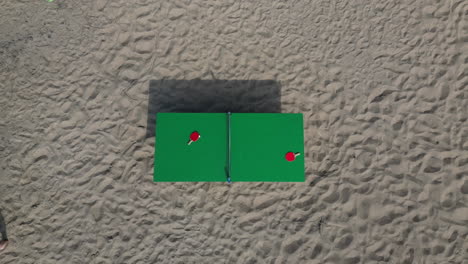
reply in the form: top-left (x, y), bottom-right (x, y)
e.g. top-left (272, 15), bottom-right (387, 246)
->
top-left (0, 211), bottom-right (7, 241)
top-left (146, 79), bottom-right (281, 138)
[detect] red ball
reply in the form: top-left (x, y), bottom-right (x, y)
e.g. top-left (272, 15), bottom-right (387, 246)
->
top-left (190, 131), bottom-right (200, 142)
top-left (285, 152), bottom-right (296, 161)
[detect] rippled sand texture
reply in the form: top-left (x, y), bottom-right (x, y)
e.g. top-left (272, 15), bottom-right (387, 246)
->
top-left (1, 0), bottom-right (467, 263)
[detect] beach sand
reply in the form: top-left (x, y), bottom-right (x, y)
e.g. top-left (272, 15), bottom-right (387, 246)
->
top-left (1, 0), bottom-right (467, 263)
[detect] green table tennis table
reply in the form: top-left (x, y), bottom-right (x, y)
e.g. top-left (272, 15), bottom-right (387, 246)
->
top-left (154, 113), bottom-right (304, 182)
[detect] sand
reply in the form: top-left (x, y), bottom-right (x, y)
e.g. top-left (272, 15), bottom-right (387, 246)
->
top-left (1, 0), bottom-right (467, 263)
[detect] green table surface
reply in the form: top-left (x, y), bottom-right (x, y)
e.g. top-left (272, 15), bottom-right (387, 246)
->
top-left (154, 113), bottom-right (304, 182)
top-left (154, 113), bottom-right (227, 182)
top-left (231, 113), bottom-right (304, 182)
